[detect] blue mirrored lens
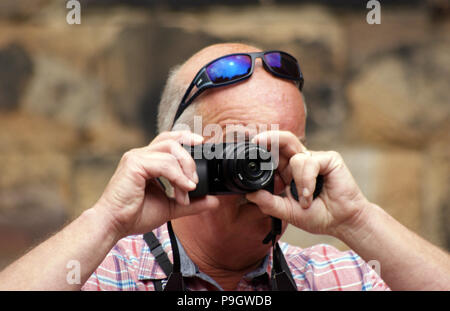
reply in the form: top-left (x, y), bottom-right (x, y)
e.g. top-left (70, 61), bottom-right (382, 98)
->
top-left (264, 52), bottom-right (282, 68)
top-left (264, 52), bottom-right (300, 78)
top-left (206, 55), bottom-right (252, 84)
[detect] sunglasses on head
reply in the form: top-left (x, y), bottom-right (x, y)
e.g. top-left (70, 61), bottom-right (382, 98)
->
top-left (172, 50), bottom-right (304, 126)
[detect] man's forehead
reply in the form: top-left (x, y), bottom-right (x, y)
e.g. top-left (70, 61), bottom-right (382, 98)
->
top-left (202, 122), bottom-right (304, 143)
top-left (222, 123), bottom-right (267, 140)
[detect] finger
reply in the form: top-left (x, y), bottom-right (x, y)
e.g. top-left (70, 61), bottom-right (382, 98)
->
top-left (251, 130), bottom-right (306, 159)
top-left (301, 156), bottom-right (321, 206)
top-left (277, 155), bottom-right (289, 174)
top-left (170, 195), bottom-right (220, 219)
top-left (273, 172), bottom-right (287, 195)
top-left (278, 157), bottom-right (293, 185)
top-left (147, 140), bottom-right (198, 183)
top-left (174, 186), bottom-right (190, 206)
top-left (309, 150), bottom-right (343, 176)
top-left (131, 151), bottom-right (197, 192)
top-left (289, 153), bottom-right (309, 208)
top-left (151, 130), bottom-right (204, 146)
top-left (246, 190), bottom-right (293, 222)
top-left (251, 131), bottom-right (307, 180)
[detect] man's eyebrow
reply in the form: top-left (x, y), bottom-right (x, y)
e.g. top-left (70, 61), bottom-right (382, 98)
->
top-left (222, 128), bottom-right (257, 141)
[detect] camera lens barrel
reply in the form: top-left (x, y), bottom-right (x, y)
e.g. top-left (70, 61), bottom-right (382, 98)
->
top-left (187, 158), bottom-right (209, 198)
top-left (223, 142), bottom-right (274, 192)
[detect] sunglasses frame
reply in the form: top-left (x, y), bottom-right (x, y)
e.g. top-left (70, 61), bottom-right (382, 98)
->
top-left (172, 50), bottom-right (304, 127)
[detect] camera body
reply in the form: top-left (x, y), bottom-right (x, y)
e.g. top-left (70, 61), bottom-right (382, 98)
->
top-left (184, 142), bottom-right (275, 198)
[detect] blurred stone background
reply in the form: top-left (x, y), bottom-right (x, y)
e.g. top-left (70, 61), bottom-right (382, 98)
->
top-left (0, 0), bottom-right (449, 269)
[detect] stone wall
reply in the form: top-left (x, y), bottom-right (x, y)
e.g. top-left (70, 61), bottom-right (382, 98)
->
top-left (0, 1), bottom-right (449, 268)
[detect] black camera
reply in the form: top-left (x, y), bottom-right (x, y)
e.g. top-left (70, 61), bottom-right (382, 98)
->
top-left (184, 142), bottom-right (275, 198)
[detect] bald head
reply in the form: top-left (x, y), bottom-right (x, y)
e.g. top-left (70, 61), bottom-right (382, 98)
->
top-left (157, 42), bottom-right (306, 139)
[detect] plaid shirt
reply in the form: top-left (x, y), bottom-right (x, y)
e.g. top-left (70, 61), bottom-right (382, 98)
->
top-left (82, 223), bottom-right (389, 291)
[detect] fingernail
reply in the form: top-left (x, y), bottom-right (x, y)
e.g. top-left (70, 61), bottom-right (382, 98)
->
top-left (191, 134), bottom-right (204, 143)
top-left (192, 171), bottom-right (199, 184)
top-left (187, 179), bottom-right (196, 189)
top-left (302, 188), bottom-right (310, 197)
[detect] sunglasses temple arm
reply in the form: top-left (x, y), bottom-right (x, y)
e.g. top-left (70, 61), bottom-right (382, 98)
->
top-left (179, 82), bottom-right (196, 109)
top-left (172, 69), bottom-right (202, 127)
top-left (172, 69), bottom-right (213, 127)
top-left (173, 87), bottom-right (208, 127)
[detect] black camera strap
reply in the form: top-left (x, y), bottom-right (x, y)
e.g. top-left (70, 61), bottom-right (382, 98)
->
top-left (262, 217), bottom-right (297, 291)
top-left (143, 221), bottom-right (185, 291)
top-left (162, 221), bottom-right (186, 291)
top-left (144, 219), bottom-right (297, 291)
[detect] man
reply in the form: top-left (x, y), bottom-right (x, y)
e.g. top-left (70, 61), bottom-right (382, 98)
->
top-left (0, 43), bottom-right (449, 291)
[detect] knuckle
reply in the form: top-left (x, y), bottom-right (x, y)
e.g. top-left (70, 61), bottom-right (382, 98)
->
top-left (165, 138), bottom-right (178, 146)
top-left (281, 130), bottom-right (296, 139)
top-left (289, 153), bottom-right (304, 166)
top-left (150, 131), bottom-right (169, 144)
top-left (165, 153), bottom-right (178, 164)
top-left (306, 156), bottom-right (319, 170)
top-left (120, 150), bottom-right (145, 176)
top-left (155, 131), bottom-right (176, 143)
top-left (159, 131), bottom-right (171, 138)
top-left (160, 156), bottom-right (175, 171)
top-left (164, 157), bottom-right (183, 178)
top-left (121, 149), bottom-right (138, 164)
top-left (167, 139), bottom-right (183, 152)
top-left (160, 139), bottom-right (181, 156)
top-left (171, 143), bottom-right (192, 163)
top-left (158, 161), bottom-right (175, 178)
top-left (288, 154), bottom-right (297, 166)
top-left (329, 150), bottom-right (342, 160)
top-left (170, 130), bottom-right (190, 140)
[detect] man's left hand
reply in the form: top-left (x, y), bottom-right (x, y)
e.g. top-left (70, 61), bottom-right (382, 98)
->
top-left (246, 131), bottom-right (371, 237)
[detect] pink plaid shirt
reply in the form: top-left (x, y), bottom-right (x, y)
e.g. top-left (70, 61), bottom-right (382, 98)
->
top-left (82, 223), bottom-right (389, 291)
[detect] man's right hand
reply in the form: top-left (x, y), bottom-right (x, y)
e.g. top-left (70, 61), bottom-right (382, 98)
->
top-left (93, 130), bottom-right (220, 240)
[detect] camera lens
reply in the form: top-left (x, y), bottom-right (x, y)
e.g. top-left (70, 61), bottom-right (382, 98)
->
top-left (242, 159), bottom-right (264, 180)
top-left (246, 161), bottom-right (260, 176)
top-left (222, 142), bottom-right (274, 192)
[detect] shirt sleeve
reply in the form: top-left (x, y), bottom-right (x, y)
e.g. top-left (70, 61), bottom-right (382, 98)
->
top-left (359, 257), bottom-right (390, 291)
top-left (82, 271), bottom-right (102, 291)
top-left (287, 243), bottom-right (390, 291)
top-left (81, 241), bottom-right (140, 291)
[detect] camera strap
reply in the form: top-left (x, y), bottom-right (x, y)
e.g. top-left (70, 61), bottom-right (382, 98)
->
top-left (142, 231), bottom-right (173, 277)
top-left (144, 218), bottom-right (297, 291)
top-left (143, 221), bottom-right (185, 291)
top-left (263, 217), bottom-right (297, 291)
top-left (162, 221), bottom-right (186, 291)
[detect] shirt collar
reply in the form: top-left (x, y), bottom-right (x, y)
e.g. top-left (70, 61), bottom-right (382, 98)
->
top-left (137, 223), bottom-right (273, 287)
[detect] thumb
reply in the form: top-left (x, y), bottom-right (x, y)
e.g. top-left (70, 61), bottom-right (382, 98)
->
top-left (246, 189), bottom-right (292, 222)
